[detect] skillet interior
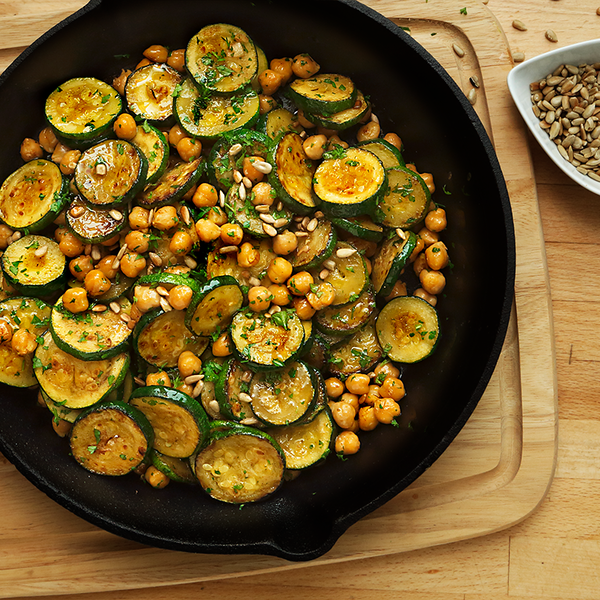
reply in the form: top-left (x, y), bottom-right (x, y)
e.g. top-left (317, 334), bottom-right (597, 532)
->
top-left (0, 0), bottom-right (515, 560)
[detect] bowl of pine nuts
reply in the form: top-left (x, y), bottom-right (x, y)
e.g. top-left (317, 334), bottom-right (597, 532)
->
top-left (507, 39), bottom-right (600, 193)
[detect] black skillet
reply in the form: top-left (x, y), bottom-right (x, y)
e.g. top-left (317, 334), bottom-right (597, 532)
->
top-left (0, 0), bottom-right (515, 560)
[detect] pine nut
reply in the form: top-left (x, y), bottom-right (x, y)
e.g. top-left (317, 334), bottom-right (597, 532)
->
top-left (34, 245), bottom-right (48, 258)
top-left (109, 209), bottom-right (123, 221)
top-left (336, 247), bottom-right (357, 258)
top-left (156, 286), bottom-right (169, 297)
top-left (110, 301), bottom-right (121, 314)
top-left (252, 160), bottom-right (272, 174)
top-left (229, 143), bottom-right (243, 156)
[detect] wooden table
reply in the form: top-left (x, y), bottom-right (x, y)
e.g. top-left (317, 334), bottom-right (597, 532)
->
top-left (0, 0), bottom-right (598, 598)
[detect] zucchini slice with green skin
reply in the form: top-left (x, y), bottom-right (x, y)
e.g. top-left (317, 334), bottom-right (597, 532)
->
top-left (328, 316), bottom-right (383, 377)
top-left (151, 450), bottom-right (196, 484)
top-left (251, 46), bottom-right (269, 92)
top-left (125, 63), bottom-right (182, 124)
top-left (376, 296), bottom-right (440, 363)
top-left (70, 401), bottom-right (154, 476)
top-left (249, 361), bottom-right (316, 426)
top-left (358, 138), bottom-right (405, 168)
top-left (42, 390), bottom-right (83, 425)
top-left (186, 23), bottom-right (258, 94)
top-left (45, 77), bottom-right (122, 142)
top-left (270, 407), bottom-right (334, 470)
top-left (137, 157), bottom-right (203, 209)
top-left (68, 273), bottom-right (136, 304)
top-left (174, 78), bottom-right (260, 140)
top-left (1, 235), bottom-right (66, 297)
top-left (371, 231), bottom-right (418, 296)
top-left (307, 90), bottom-right (370, 131)
top-left (193, 424), bottom-right (285, 503)
top-left (208, 128), bottom-right (270, 191)
top-left (230, 309), bottom-right (305, 370)
top-left (50, 295), bottom-right (132, 361)
top-left (377, 166), bottom-right (431, 228)
top-left (0, 296), bottom-right (51, 388)
top-left (313, 147), bottom-right (386, 218)
top-left (268, 131), bottom-right (318, 215)
top-left (287, 74), bottom-right (357, 115)
top-left (214, 357), bottom-right (254, 421)
top-left (256, 107), bottom-right (302, 141)
top-left (131, 122), bottom-right (170, 185)
top-left (66, 197), bottom-right (127, 244)
top-left (136, 271), bottom-right (204, 292)
top-left (311, 241), bottom-right (368, 306)
top-left (74, 139), bottom-right (147, 208)
top-left (133, 308), bottom-right (209, 369)
top-left (34, 331), bottom-right (129, 409)
top-left (315, 285), bottom-right (376, 336)
top-left (130, 385), bottom-right (210, 459)
top-left (289, 218), bottom-right (337, 270)
top-left (331, 215), bottom-right (384, 242)
top-left (302, 333), bottom-right (328, 371)
top-left (186, 275), bottom-right (243, 337)
top-left (0, 160), bottom-right (68, 233)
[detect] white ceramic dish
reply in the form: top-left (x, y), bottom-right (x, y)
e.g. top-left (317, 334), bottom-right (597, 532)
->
top-left (507, 39), bottom-right (600, 195)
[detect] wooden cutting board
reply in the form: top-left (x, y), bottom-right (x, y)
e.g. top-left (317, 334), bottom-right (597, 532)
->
top-left (0, 0), bottom-right (557, 596)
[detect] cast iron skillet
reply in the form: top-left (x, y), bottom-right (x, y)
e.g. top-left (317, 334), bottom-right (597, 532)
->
top-left (0, 0), bottom-right (515, 560)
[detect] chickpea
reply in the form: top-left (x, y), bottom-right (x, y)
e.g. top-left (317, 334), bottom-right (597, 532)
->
top-left (168, 124), bottom-right (187, 147)
top-left (220, 223), bottom-right (244, 246)
top-left (0, 320), bottom-right (13, 343)
top-left (235, 241), bottom-right (259, 268)
top-left (335, 431), bottom-right (360, 455)
top-left (212, 331), bottom-right (233, 357)
top-left (129, 206), bottom-right (151, 231)
top-left (52, 417), bottom-right (73, 438)
top-left (164, 265), bottom-right (191, 275)
top-left (206, 206), bottom-right (228, 226)
top-left (167, 48), bottom-right (186, 71)
top-left (20, 138), bottom-right (43, 162)
top-left (195, 218), bottom-right (221, 243)
top-left (374, 360), bottom-right (400, 381)
top-left (145, 465), bottom-right (169, 488)
top-left (267, 257), bottom-right (293, 284)
top-left (101, 233), bottom-right (120, 247)
top-left (84, 269), bottom-right (111, 297)
top-left (360, 392), bottom-right (380, 407)
top-left (193, 182), bottom-right (218, 208)
top-left (146, 371), bottom-right (171, 387)
top-left (345, 373), bottom-right (371, 396)
top-left (152, 205), bottom-right (179, 230)
top-left (168, 285), bottom-right (193, 310)
top-left (383, 132), bottom-right (403, 151)
top-left (287, 270), bottom-right (313, 296)
top-left (292, 296), bottom-right (316, 320)
top-left (420, 269), bottom-right (446, 295)
top-left (380, 376), bottom-right (405, 402)
top-left (69, 255), bottom-right (94, 281)
top-left (112, 68), bottom-right (132, 96)
top-left (143, 44), bottom-right (168, 63)
top-left (62, 287), bottom-right (89, 314)
top-left (325, 377), bottom-right (345, 399)
top-left (272, 230), bottom-right (297, 255)
top-left (58, 232), bottom-right (85, 258)
top-left (251, 181), bottom-right (275, 206)
top-left (340, 392), bottom-right (360, 413)
top-left (420, 172), bottom-right (435, 194)
top-left (413, 287), bottom-right (438, 307)
top-left (93, 255), bottom-right (117, 282)
top-left (169, 230), bottom-right (193, 255)
top-left (59, 149), bottom-right (81, 175)
top-left (123, 230), bottom-right (148, 254)
top-left (266, 283), bottom-right (290, 306)
top-left (177, 137), bottom-right (202, 162)
top-left (247, 285), bottom-right (272, 312)
top-left (425, 207), bottom-right (447, 232)
top-left (302, 134), bottom-right (327, 161)
top-left (374, 397), bottom-right (401, 424)
top-left (425, 241), bottom-right (449, 271)
top-left (306, 281), bottom-right (335, 310)
top-left (270, 57), bottom-right (293, 85)
top-left (326, 134), bottom-right (349, 151)
top-left (292, 53), bottom-right (320, 78)
top-left (38, 127), bottom-right (58, 153)
top-left (51, 142), bottom-right (70, 165)
top-left (134, 285), bottom-right (161, 313)
top-left (258, 69), bottom-right (283, 96)
top-left (384, 280), bottom-right (407, 301)
top-left (259, 94), bottom-right (277, 115)
top-left (356, 120), bottom-right (381, 142)
top-left (0, 224), bottom-right (14, 250)
top-left (358, 405), bottom-right (378, 431)
top-left (178, 350), bottom-right (202, 378)
top-left (113, 113), bottom-right (137, 140)
top-left (409, 236), bottom-right (426, 264)
top-left (130, 303), bottom-right (143, 322)
top-left (296, 110), bottom-right (315, 129)
top-left (120, 252), bottom-right (147, 278)
top-left (135, 58), bottom-right (152, 70)
top-left (331, 401), bottom-right (356, 430)
top-left (418, 227), bottom-right (440, 248)
top-left (412, 252), bottom-right (428, 277)
top-left (243, 156), bottom-right (265, 185)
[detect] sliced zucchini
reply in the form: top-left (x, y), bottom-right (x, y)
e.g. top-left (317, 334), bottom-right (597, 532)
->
top-left (74, 139), bottom-right (147, 208)
top-left (256, 107), bottom-right (302, 141)
top-left (376, 296), bottom-right (440, 363)
top-left (0, 160), bottom-right (68, 232)
top-left (125, 63), bottom-right (182, 124)
top-left (45, 77), bottom-right (122, 142)
top-left (65, 197), bottom-right (127, 244)
top-left (287, 74), bottom-right (357, 115)
top-left (186, 23), bottom-right (258, 94)
top-left (137, 157), bottom-right (203, 209)
top-left (377, 166), bottom-right (431, 228)
top-left (230, 309), bottom-right (304, 370)
top-left (289, 218), bottom-right (337, 270)
top-left (315, 285), bottom-right (375, 336)
top-left (307, 90), bottom-right (370, 130)
top-left (251, 45), bottom-right (269, 92)
top-left (130, 385), bottom-right (210, 458)
top-left (331, 215), bottom-right (384, 243)
top-left (193, 424), bottom-right (285, 503)
top-left (0, 296), bottom-right (51, 388)
top-left (268, 131), bottom-right (318, 215)
top-left (133, 308), bottom-right (209, 369)
top-left (70, 401), bottom-right (153, 476)
top-left (34, 331), bottom-right (129, 409)
top-left (214, 357), bottom-right (254, 421)
top-left (151, 450), bottom-right (196, 484)
top-left (302, 332), bottom-right (328, 371)
top-left (136, 271), bottom-right (204, 292)
top-left (358, 138), bottom-right (405, 168)
top-left (186, 275), bottom-right (243, 337)
top-left (248, 361), bottom-right (316, 426)
top-left (371, 231), bottom-right (418, 296)
top-left (131, 122), bottom-right (170, 185)
top-left (50, 295), bottom-right (132, 361)
top-left (42, 391), bottom-right (82, 424)
top-left (174, 78), bottom-right (260, 140)
top-left (1, 235), bottom-right (66, 296)
top-left (313, 147), bottom-right (386, 218)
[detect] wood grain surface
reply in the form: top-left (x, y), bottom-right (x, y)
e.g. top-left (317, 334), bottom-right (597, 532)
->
top-left (0, 0), bottom-right (595, 598)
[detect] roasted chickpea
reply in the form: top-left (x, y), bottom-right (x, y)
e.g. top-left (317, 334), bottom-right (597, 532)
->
top-left (384, 280), bottom-right (408, 301)
top-left (287, 270), bottom-right (313, 296)
top-left (374, 397), bottom-right (401, 424)
top-left (135, 57), bottom-right (152, 70)
top-left (420, 172), bottom-right (435, 195)
top-left (112, 68), bottom-right (132, 96)
top-left (243, 156), bottom-right (265, 185)
top-left (0, 320), bottom-right (13, 343)
top-left (380, 376), bottom-right (405, 401)
top-left (178, 350), bottom-right (202, 378)
top-left (418, 227), bottom-right (440, 248)
top-left (11, 329), bottom-right (37, 356)
top-left (340, 392), bottom-right (360, 413)
top-left (38, 127), bottom-right (59, 153)
top-left (220, 223), bottom-right (244, 246)
top-left (20, 138), bottom-right (43, 162)
top-left (330, 401), bottom-right (356, 430)
top-left (62, 287), bottom-right (89, 314)
top-left (270, 57), bottom-right (293, 85)
top-left (206, 206), bottom-right (228, 226)
top-left (145, 465), bottom-right (169, 488)
top-left (169, 230), bottom-right (193, 255)
top-left (267, 257), bottom-right (293, 284)
top-left (356, 120), bottom-right (381, 142)
top-left (325, 377), bottom-right (345, 398)
top-left (413, 287), bottom-right (438, 307)
top-left (212, 332), bottom-right (233, 357)
top-left (167, 48), bottom-right (186, 71)
top-left (345, 373), bottom-right (371, 396)
top-left (69, 255), bottom-right (94, 281)
top-left (120, 252), bottom-right (147, 278)
top-left (374, 360), bottom-right (400, 381)
top-left (134, 285), bottom-right (161, 313)
top-left (259, 94), bottom-right (277, 114)
top-left (358, 405), bottom-right (379, 431)
top-left (0, 224), bottom-right (13, 250)
top-left (52, 418), bottom-right (73, 438)
top-left (383, 132), bottom-right (403, 151)
top-left (272, 230), bottom-right (297, 255)
top-left (152, 205), bottom-right (179, 230)
top-left (251, 181), bottom-right (275, 206)
top-left (146, 371), bottom-right (171, 386)
top-left (58, 232), bottom-right (85, 258)
top-left (306, 281), bottom-right (335, 310)
top-left (335, 431), bottom-right (360, 455)
top-left (168, 124), bottom-right (187, 147)
top-left (59, 149), bottom-right (81, 175)
top-left (143, 44), bottom-right (168, 63)
top-left (292, 53), bottom-right (320, 78)
top-left (237, 241), bottom-right (260, 268)
top-left (129, 206), bottom-right (151, 231)
top-left (113, 113), bottom-right (137, 140)
top-left (258, 69), bottom-right (283, 96)
top-left (296, 110), bottom-right (315, 129)
top-left (247, 285), bottom-right (272, 312)
top-left (51, 142), bottom-right (70, 165)
top-left (195, 218), bottom-right (221, 243)
top-left (100, 234), bottom-right (120, 248)
top-left (177, 137), bottom-right (202, 162)
top-left (124, 230), bottom-right (150, 254)
top-left (412, 252), bottom-right (428, 277)
top-left (425, 241), bottom-right (449, 271)
top-left (292, 296), bottom-right (316, 320)
top-left (326, 134), bottom-right (348, 151)
top-left (409, 236), bottom-right (426, 264)
top-left (266, 283), bottom-right (291, 306)
top-left (169, 285), bottom-right (193, 310)
top-left (193, 182), bottom-right (218, 208)
top-left (84, 269), bottom-right (111, 297)
top-left (420, 269), bottom-right (446, 295)
top-left (425, 207), bottom-right (447, 232)
top-left (302, 134), bottom-right (327, 160)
